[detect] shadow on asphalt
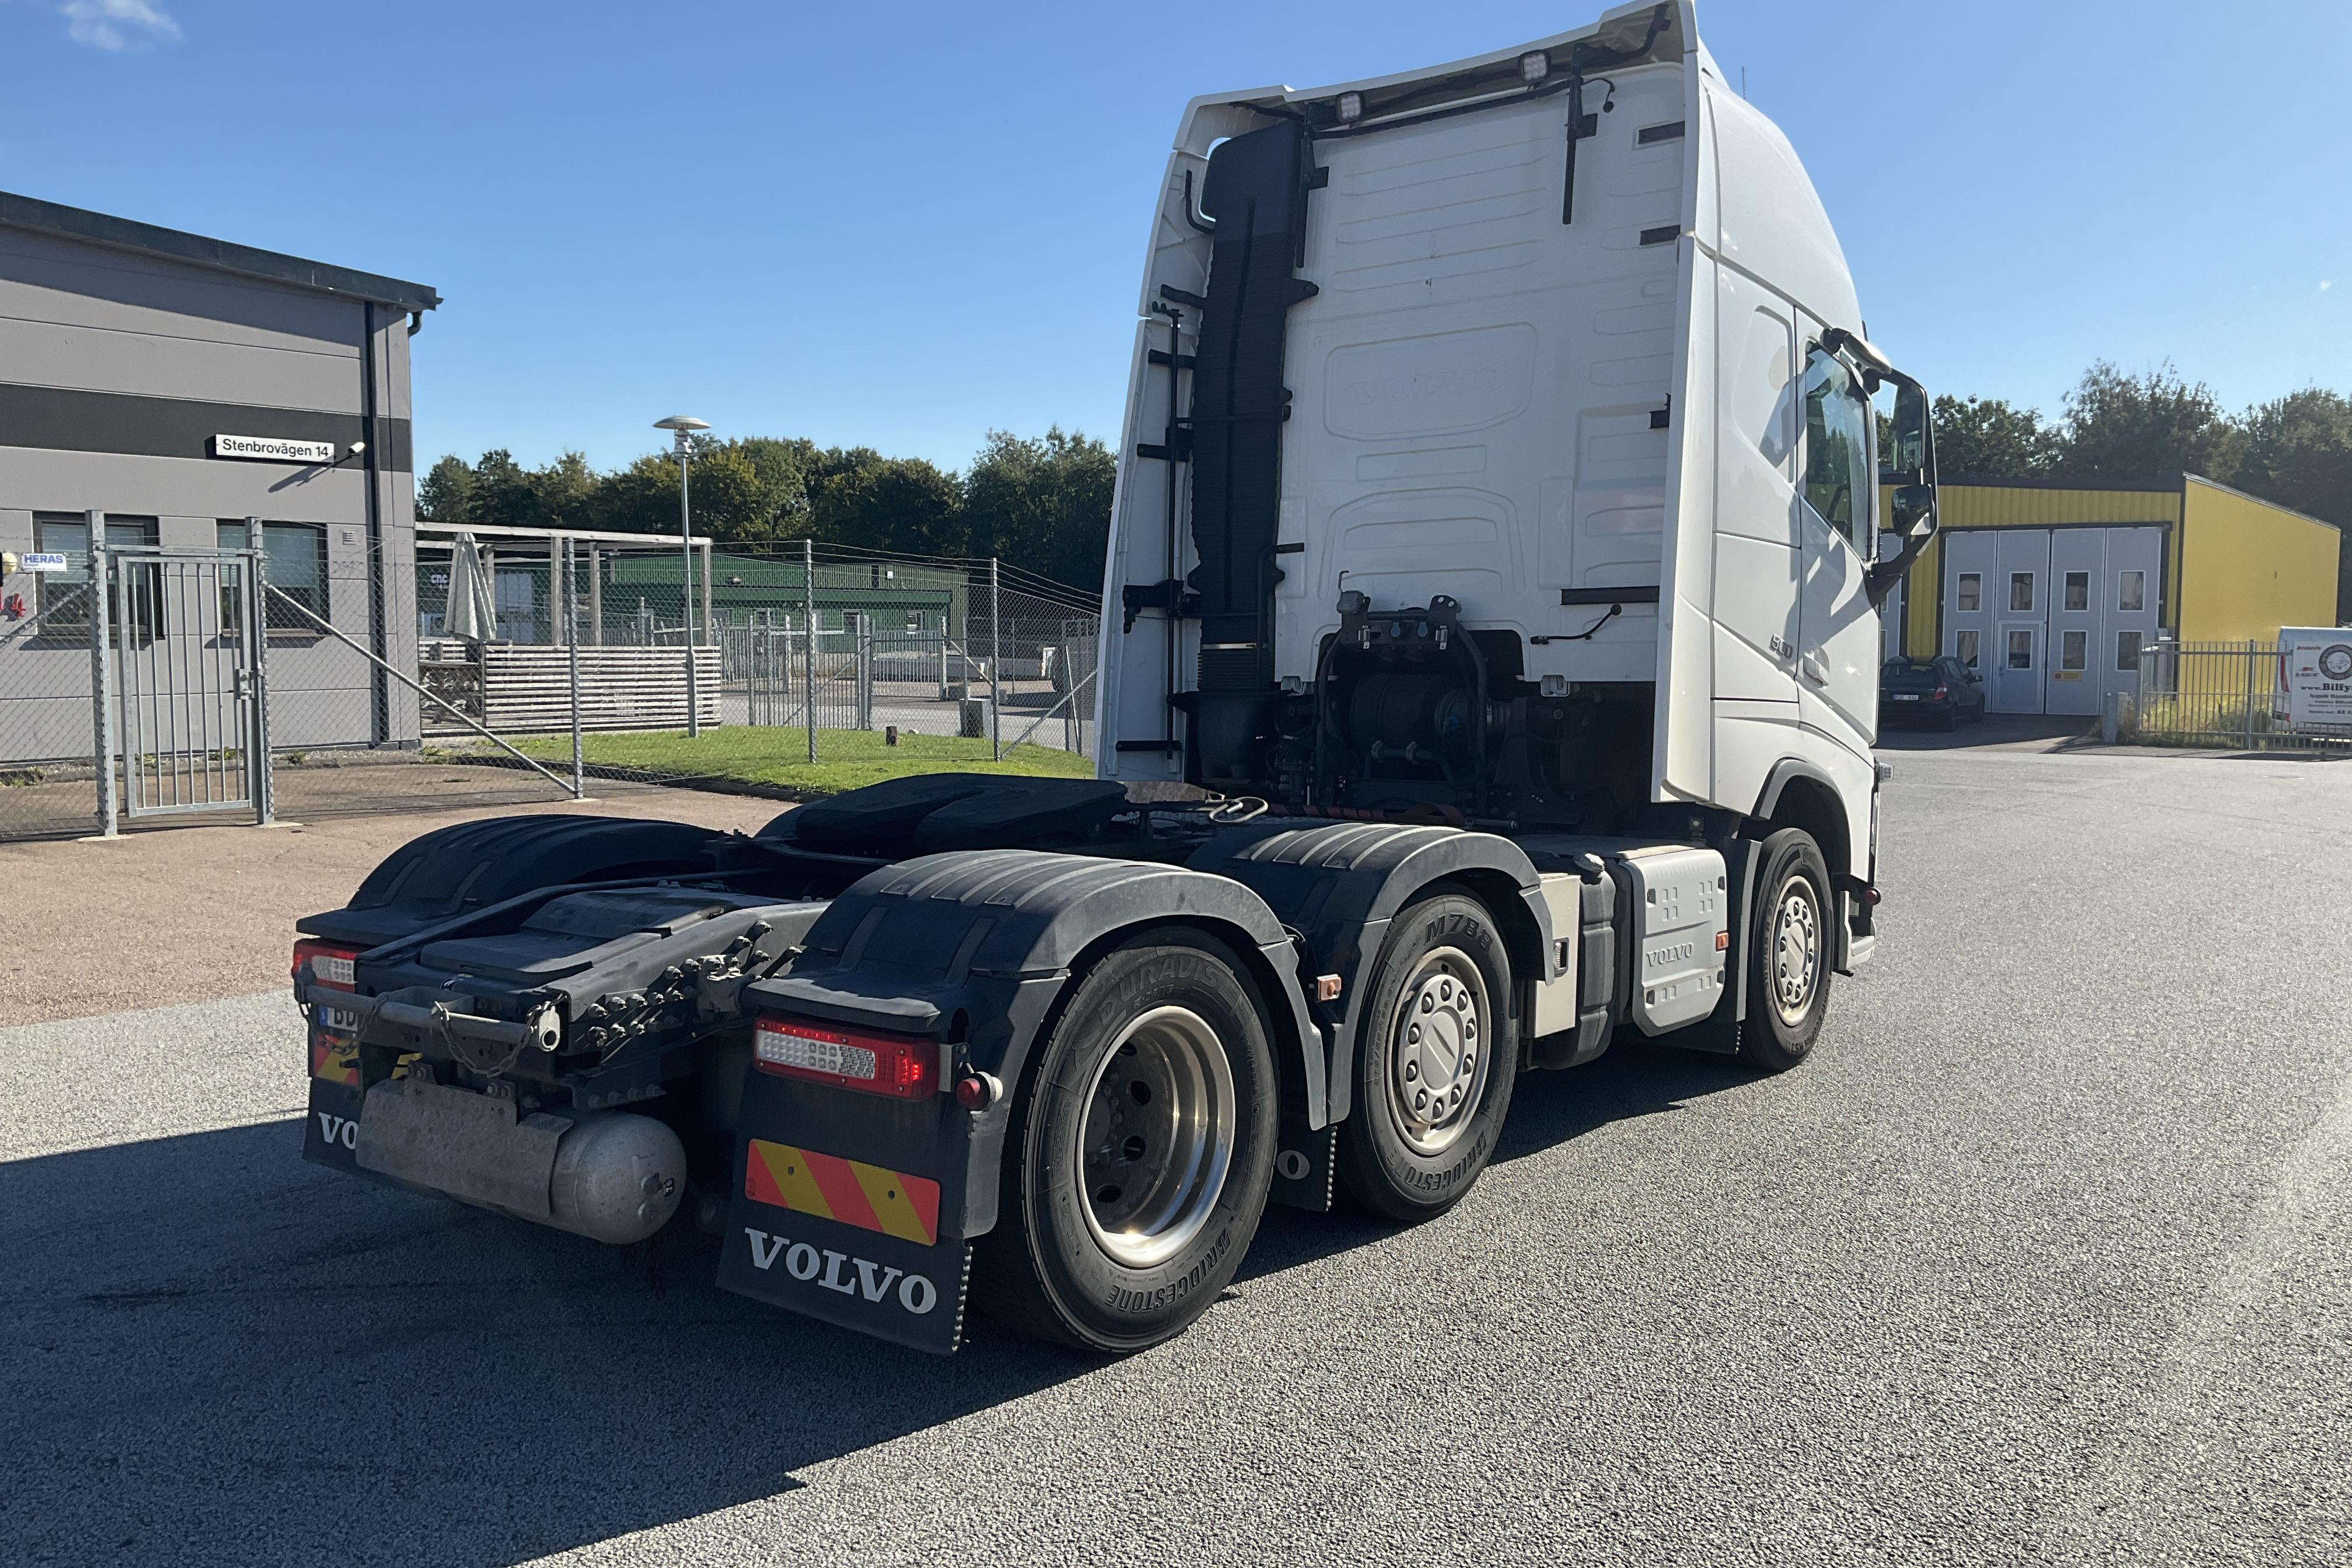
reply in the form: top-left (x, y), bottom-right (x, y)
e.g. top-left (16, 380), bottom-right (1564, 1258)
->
top-left (1237, 1040), bottom-right (1762, 1280)
top-left (2, 1121), bottom-right (1091, 1567)
top-left (2, 1042), bottom-right (1756, 1566)
top-left (1873, 712), bottom-right (2091, 751)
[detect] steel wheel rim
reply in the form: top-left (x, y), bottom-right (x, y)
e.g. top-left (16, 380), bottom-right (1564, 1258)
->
top-left (1078, 1005), bottom-right (1236, 1269)
top-left (1770, 880), bottom-right (1821, 1026)
top-left (1384, 946), bottom-right (1492, 1157)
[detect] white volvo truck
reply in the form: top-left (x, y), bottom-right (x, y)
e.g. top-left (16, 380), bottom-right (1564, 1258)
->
top-left (292, 1), bottom-right (1938, 1355)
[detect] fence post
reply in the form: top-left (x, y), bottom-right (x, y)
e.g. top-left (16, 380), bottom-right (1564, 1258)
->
top-left (804, 538), bottom-right (819, 764)
top-left (2244, 638), bottom-right (2260, 750)
top-left (87, 517), bottom-right (119, 838)
top-left (245, 516), bottom-right (274, 825)
top-left (565, 538), bottom-right (584, 799)
top-left (937, 611), bottom-right (950, 699)
top-left (855, 612), bottom-right (874, 730)
top-left (989, 556), bottom-right (1003, 761)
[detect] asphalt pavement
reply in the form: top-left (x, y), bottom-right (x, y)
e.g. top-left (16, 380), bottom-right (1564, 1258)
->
top-left (4, 744), bottom-right (2348, 1566)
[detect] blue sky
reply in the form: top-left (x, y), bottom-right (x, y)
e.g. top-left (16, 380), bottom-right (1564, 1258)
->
top-left (5, 1), bottom-right (2347, 477)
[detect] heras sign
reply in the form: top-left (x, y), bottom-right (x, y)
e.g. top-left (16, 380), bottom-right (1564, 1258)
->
top-left (212, 433), bottom-right (336, 464)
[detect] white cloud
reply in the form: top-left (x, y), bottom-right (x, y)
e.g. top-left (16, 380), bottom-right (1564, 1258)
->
top-left (60, 0), bottom-right (181, 51)
top-left (2322, 280), bottom-right (2335, 293)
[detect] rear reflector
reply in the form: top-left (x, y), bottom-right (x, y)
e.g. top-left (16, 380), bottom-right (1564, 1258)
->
top-left (755, 1017), bottom-right (938, 1100)
top-left (293, 939), bottom-right (359, 991)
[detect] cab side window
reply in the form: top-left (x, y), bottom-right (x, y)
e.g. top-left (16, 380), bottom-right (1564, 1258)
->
top-left (1800, 346), bottom-right (1871, 547)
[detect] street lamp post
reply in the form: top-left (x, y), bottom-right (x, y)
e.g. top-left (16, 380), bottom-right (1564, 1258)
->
top-left (653, 414), bottom-right (711, 737)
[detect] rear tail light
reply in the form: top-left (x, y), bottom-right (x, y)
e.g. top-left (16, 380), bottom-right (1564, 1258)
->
top-left (1933, 684), bottom-right (1949, 699)
top-left (293, 939), bottom-right (360, 991)
top-left (754, 1016), bottom-right (939, 1100)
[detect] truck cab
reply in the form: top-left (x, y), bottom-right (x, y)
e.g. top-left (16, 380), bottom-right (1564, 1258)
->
top-left (1100, 0), bottom-right (1936, 921)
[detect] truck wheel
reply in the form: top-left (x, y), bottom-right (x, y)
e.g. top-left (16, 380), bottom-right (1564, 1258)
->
top-left (1336, 892), bottom-right (1517, 1223)
top-left (1739, 828), bottom-right (1834, 1072)
top-left (976, 928), bottom-right (1277, 1352)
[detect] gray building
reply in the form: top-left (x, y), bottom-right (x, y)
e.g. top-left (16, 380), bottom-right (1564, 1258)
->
top-left (0, 190), bottom-right (439, 763)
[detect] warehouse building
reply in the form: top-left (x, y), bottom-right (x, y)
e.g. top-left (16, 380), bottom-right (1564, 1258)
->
top-left (1883, 474), bottom-right (2343, 717)
top-left (0, 190), bottom-right (439, 764)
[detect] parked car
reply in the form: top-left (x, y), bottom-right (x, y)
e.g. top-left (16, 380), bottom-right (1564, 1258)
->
top-left (1882, 656), bottom-right (1986, 729)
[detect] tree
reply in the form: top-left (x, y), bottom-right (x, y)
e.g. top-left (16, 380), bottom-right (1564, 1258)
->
top-left (960, 427), bottom-right (1117, 591)
top-left (2236, 388), bottom-right (2352, 525)
top-left (1931, 395), bottom-right (2059, 480)
top-left (807, 450), bottom-right (965, 556)
top-left (2053, 361), bottom-right (2242, 484)
top-left (416, 454), bottom-right (475, 521)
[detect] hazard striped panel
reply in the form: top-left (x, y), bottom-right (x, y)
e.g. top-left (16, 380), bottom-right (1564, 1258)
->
top-left (310, 1032), bottom-right (360, 1088)
top-left (744, 1139), bottom-right (941, 1246)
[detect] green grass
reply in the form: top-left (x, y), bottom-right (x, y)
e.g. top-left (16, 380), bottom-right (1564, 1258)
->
top-left (472, 726), bottom-right (1093, 796)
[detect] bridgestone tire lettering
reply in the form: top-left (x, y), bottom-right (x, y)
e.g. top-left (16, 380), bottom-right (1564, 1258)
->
top-left (972, 928), bottom-right (1278, 1353)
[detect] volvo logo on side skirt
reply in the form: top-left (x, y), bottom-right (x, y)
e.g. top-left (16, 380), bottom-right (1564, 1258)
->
top-left (743, 1226), bottom-right (938, 1315)
top-left (315, 1112), bottom-right (358, 1149)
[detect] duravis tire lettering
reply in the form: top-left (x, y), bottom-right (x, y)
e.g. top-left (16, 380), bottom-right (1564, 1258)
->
top-left (316, 1111), bottom-right (358, 1150)
top-left (744, 1227), bottom-right (939, 1315)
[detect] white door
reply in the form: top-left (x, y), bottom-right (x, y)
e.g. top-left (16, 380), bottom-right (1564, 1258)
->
top-left (1997, 622), bottom-right (2041, 710)
top-left (2045, 531), bottom-right (2102, 716)
top-left (1989, 530), bottom-right (2050, 713)
top-left (1795, 341), bottom-right (1879, 748)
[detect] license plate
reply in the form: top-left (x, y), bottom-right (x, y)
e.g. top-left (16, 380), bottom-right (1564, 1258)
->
top-left (319, 1005), bottom-right (360, 1032)
top-left (1891, 693), bottom-right (1920, 701)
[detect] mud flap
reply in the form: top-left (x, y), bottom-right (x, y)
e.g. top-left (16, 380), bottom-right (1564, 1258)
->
top-left (303, 1078), bottom-right (366, 1172)
top-left (1270, 1112), bottom-right (1337, 1213)
top-left (718, 1209), bottom-right (971, 1356)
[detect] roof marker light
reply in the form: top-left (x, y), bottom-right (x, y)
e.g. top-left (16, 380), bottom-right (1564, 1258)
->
top-left (1521, 51), bottom-right (1550, 84)
top-left (1336, 92), bottom-right (1363, 123)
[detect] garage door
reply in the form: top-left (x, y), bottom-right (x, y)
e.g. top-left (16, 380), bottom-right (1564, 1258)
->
top-left (1943, 525), bottom-right (2166, 719)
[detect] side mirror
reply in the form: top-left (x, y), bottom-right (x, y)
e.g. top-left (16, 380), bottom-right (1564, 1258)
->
top-left (1867, 382), bottom-right (1937, 608)
top-left (1886, 382), bottom-right (1932, 479)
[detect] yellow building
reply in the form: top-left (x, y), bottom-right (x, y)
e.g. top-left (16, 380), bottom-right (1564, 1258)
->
top-left (1880, 473), bottom-right (2343, 717)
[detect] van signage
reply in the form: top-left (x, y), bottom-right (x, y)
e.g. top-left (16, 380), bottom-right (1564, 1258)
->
top-left (2280, 628), bottom-right (2352, 732)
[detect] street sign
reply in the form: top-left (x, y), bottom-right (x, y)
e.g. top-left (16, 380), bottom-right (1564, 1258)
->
top-left (212, 433), bottom-right (336, 464)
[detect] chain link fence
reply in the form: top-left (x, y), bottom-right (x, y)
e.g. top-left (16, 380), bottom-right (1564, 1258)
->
top-left (1, 519), bottom-right (1102, 841)
top-left (413, 536), bottom-right (1101, 796)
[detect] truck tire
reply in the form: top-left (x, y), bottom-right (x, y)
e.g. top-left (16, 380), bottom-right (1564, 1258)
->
top-left (1739, 828), bottom-right (1834, 1072)
top-left (1336, 892), bottom-right (1517, 1223)
top-left (975, 928), bottom-right (1278, 1352)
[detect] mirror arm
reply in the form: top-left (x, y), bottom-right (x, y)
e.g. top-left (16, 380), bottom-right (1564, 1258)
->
top-left (1867, 528), bottom-right (1931, 609)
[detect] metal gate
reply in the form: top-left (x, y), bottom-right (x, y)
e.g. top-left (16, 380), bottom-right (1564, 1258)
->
top-left (102, 545), bottom-right (268, 822)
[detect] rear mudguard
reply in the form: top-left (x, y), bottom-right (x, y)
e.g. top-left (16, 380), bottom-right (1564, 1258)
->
top-left (716, 849), bottom-right (1325, 1353)
top-left (1185, 821), bottom-right (1563, 1126)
